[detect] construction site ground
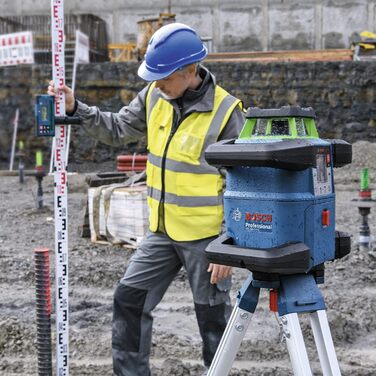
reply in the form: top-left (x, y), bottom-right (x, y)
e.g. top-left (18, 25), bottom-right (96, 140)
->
top-left (1, 140), bottom-right (376, 376)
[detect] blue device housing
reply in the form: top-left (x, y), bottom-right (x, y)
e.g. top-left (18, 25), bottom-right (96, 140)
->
top-left (204, 106), bottom-right (352, 314)
top-left (224, 138), bottom-right (335, 271)
top-left (204, 106), bottom-right (352, 278)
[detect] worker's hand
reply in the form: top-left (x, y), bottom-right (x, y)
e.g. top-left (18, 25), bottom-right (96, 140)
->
top-left (207, 263), bottom-right (232, 284)
top-left (47, 80), bottom-right (76, 114)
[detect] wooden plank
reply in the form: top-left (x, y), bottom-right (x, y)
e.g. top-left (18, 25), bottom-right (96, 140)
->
top-left (206, 49), bottom-right (353, 62)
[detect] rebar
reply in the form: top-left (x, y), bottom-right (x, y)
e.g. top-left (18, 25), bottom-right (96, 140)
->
top-left (34, 248), bottom-right (52, 376)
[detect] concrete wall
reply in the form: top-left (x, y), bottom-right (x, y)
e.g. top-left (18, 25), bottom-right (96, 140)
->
top-left (0, 60), bottom-right (375, 166)
top-left (1, 0), bottom-right (375, 52)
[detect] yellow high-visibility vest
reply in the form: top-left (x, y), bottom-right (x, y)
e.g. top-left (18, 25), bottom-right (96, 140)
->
top-left (145, 83), bottom-right (241, 241)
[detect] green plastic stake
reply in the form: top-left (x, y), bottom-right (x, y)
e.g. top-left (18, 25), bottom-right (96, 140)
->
top-left (360, 168), bottom-right (369, 190)
top-left (19, 140), bottom-right (24, 151)
top-left (36, 150), bottom-right (43, 167)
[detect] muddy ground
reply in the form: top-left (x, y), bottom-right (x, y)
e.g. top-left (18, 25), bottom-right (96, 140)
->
top-left (1, 141), bottom-right (376, 376)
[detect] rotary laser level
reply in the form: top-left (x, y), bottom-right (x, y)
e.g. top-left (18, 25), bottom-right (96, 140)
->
top-left (204, 106), bottom-right (352, 376)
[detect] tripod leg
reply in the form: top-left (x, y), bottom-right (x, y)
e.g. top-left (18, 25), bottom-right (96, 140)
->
top-left (208, 274), bottom-right (260, 376)
top-left (310, 310), bottom-right (341, 376)
top-left (207, 305), bottom-right (253, 376)
top-left (280, 313), bottom-right (312, 376)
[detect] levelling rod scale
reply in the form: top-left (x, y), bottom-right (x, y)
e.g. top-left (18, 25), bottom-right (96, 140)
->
top-left (34, 1), bottom-right (79, 374)
top-left (51, 1), bottom-right (69, 374)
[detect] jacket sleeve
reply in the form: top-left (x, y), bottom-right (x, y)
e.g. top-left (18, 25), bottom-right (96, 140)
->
top-left (218, 104), bottom-right (246, 141)
top-left (74, 85), bottom-right (150, 147)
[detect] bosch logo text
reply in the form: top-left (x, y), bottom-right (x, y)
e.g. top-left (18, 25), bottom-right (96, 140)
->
top-left (245, 212), bottom-right (272, 223)
top-left (244, 212), bottom-right (273, 232)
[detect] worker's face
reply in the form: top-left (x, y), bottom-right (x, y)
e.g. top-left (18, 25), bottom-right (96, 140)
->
top-left (155, 69), bottom-right (190, 100)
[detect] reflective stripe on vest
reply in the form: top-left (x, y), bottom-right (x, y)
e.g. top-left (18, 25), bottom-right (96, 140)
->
top-left (145, 83), bottom-right (240, 241)
top-left (147, 186), bottom-right (223, 207)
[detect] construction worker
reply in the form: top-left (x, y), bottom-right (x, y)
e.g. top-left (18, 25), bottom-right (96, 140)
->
top-left (48, 23), bottom-right (245, 375)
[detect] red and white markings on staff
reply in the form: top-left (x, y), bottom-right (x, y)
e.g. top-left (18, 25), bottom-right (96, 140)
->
top-left (51, 0), bottom-right (69, 374)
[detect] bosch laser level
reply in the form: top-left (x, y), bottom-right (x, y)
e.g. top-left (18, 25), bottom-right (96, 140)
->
top-left (204, 106), bottom-right (352, 376)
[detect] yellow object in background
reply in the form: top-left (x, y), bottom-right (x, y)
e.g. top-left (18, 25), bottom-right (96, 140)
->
top-left (36, 150), bottom-right (43, 167)
top-left (360, 31), bottom-right (376, 39)
top-left (358, 31), bottom-right (376, 49)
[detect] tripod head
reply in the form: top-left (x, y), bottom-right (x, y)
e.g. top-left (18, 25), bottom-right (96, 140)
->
top-left (205, 106), bottom-right (352, 286)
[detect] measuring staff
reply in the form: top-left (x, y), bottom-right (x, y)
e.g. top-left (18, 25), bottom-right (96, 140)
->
top-left (34, 2), bottom-right (80, 373)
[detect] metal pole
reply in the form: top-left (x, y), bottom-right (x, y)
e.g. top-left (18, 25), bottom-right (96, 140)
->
top-left (280, 313), bottom-right (312, 376)
top-left (18, 141), bottom-right (25, 184)
top-left (51, 1), bottom-right (69, 374)
top-left (358, 207), bottom-right (371, 250)
top-left (49, 139), bottom-right (55, 175)
top-left (9, 108), bottom-right (19, 171)
top-left (310, 310), bottom-right (342, 376)
top-left (207, 305), bottom-right (252, 376)
top-left (19, 155), bottom-right (25, 184)
top-left (35, 173), bottom-right (45, 209)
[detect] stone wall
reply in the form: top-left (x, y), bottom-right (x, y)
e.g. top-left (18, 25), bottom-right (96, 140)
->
top-left (0, 61), bottom-right (375, 167)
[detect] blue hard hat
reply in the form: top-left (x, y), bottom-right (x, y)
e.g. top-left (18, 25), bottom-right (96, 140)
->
top-left (138, 23), bottom-right (208, 81)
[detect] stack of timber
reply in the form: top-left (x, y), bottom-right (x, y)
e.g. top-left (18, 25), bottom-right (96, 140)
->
top-left (206, 49), bottom-right (353, 63)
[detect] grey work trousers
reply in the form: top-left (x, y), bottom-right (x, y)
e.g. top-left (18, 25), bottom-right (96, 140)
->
top-left (112, 231), bottom-right (232, 376)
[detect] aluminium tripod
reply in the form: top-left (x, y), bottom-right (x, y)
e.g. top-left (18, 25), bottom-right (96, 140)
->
top-left (208, 273), bottom-right (341, 376)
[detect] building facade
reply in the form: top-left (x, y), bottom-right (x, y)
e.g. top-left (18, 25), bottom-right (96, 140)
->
top-left (0, 0), bottom-right (375, 52)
